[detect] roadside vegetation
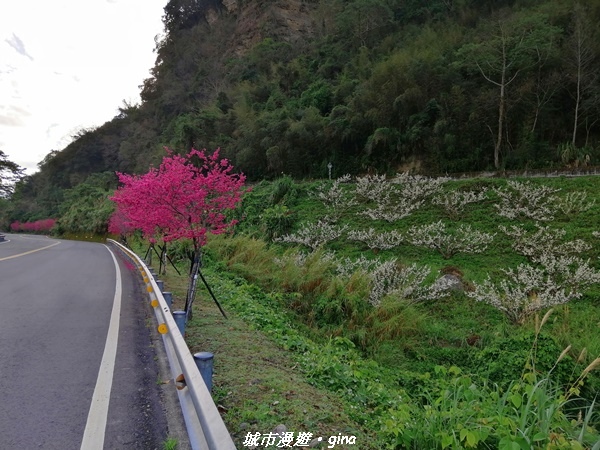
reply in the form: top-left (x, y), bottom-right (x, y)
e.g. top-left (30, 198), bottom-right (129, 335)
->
top-left (135, 174), bottom-right (600, 449)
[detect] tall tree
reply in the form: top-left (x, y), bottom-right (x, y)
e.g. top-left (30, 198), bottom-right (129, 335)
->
top-left (457, 13), bottom-right (560, 169)
top-left (0, 150), bottom-right (24, 197)
top-left (567, 3), bottom-right (600, 147)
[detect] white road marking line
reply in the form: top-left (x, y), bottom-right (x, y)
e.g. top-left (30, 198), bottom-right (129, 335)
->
top-left (80, 245), bottom-right (123, 450)
top-left (0, 241), bottom-right (60, 261)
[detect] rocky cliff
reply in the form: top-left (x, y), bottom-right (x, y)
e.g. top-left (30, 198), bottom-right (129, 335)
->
top-left (202, 0), bottom-right (317, 55)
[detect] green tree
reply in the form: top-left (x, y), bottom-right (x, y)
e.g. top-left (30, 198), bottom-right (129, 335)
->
top-left (0, 150), bottom-right (24, 197)
top-left (335, 0), bottom-right (396, 48)
top-left (57, 172), bottom-right (117, 235)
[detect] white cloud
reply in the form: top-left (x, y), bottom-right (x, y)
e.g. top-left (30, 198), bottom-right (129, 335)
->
top-left (0, 0), bottom-right (166, 174)
top-left (5, 33), bottom-right (34, 61)
top-left (0, 104), bottom-right (31, 126)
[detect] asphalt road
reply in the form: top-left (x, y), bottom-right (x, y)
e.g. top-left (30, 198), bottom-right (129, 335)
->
top-left (0, 234), bottom-right (187, 449)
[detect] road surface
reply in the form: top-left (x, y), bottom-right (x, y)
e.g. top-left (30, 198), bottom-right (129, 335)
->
top-left (0, 234), bottom-right (187, 449)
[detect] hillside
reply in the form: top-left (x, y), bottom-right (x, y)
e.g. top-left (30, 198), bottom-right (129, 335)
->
top-left (3, 0), bottom-right (600, 227)
top-left (137, 174), bottom-right (600, 448)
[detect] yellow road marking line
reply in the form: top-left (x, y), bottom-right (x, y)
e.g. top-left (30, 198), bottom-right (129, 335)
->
top-left (0, 241), bottom-right (60, 261)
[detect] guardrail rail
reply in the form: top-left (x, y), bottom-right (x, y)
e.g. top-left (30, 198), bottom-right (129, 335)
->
top-left (108, 239), bottom-right (236, 450)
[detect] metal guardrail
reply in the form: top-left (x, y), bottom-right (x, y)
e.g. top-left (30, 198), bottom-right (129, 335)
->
top-left (108, 239), bottom-right (236, 450)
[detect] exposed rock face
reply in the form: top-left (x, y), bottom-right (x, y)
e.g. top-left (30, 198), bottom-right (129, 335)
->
top-left (201, 0), bottom-right (316, 56)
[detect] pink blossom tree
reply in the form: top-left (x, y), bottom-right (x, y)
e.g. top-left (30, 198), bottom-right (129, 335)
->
top-left (108, 207), bottom-right (135, 245)
top-left (110, 148), bottom-right (247, 318)
top-left (10, 219), bottom-right (56, 233)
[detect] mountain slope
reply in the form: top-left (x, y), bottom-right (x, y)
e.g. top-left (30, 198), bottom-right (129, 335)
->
top-left (4, 0), bottom-right (600, 226)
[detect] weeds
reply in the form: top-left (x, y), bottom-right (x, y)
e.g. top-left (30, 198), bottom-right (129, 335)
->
top-left (162, 437), bottom-right (178, 450)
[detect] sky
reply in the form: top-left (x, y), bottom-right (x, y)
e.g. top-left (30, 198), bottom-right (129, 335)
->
top-left (0, 0), bottom-right (167, 174)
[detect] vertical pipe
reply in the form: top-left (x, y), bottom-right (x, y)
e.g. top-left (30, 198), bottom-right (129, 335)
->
top-left (163, 292), bottom-right (173, 309)
top-left (172, 310), bottom-right (186, 336)
top-left (193, 352), bottom-right (214, 392)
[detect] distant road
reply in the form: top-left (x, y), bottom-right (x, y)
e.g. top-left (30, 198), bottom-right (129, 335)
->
top-left (0, 234), bottom-right (182, 449)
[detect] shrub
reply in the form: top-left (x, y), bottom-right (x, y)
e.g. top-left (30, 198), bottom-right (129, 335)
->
top-left (471, 332), bottom-right (577, 389)
top-left (260, 204), bottom-right (295, 240)
top-left (269, 175), bottom-right (297, 206)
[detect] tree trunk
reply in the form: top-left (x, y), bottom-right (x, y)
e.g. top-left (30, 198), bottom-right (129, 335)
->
top-left (495, 81), bottom-right (505, 170)
top-left (494, 43), bottom-right (508, 170)
top-left (159, 244), bottom-right (167, 275)
top-left (569, 3), bottom-right (596, 148)
top-left (184, 248), bottom-right (201, 321)
top-left (572, 55), bottom-right (581, 147)
top-left (145, 243), bottom-right (153, 266)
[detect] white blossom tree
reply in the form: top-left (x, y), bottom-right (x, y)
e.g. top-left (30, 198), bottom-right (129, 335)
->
top-left (354, 174), bottom-right (389, 203)
top-left (390, 172), bottom-right (450, 201)
top-left (493, 180), bottom-right (559, 221)
top-left (367, 259), bottom-right (452, 306)
top-left (499, 223), bottom-right (591, 261)
top-left (347, 227), bottom-right (403, 251)
top-left (355, 174), bottom-right (422, 221)
top-left (328, 255), bottom-right (453, 307)
top-left (334, 255), bottom-right (380, 279)
top-left (468, 255), bottom-right (600, 324)
top-left (432, 189), bottom-right (488, 220)
top-left (275, 220), bottom-right (347, 251)
top-left (551, 191), bottom-right (596, 217)
top-left (314, 174), bottom-right (357, 222)
top-left (537, 254), bottom-right (600, 290)
top-left (407, 221), bottom-right (495, 259)
top-left (354, 173), bottom-right (449, 222)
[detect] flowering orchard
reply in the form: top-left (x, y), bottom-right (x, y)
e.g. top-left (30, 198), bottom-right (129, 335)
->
top-left (110, 148), bottom-right (247, 317)
top-left (209, 175), bottom-right (600, 450)
top-left (274, 174), bottom-right (600, 325)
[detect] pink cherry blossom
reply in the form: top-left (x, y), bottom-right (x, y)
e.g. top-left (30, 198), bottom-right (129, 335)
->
top-left (10, 219), bottom-right (56, 233)
top-left (110, 147), bottom-right (247, 251)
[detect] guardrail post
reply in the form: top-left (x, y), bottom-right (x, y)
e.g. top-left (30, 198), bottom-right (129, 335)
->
top-left (194, 352), bottom-right (214, 392)
top-left (156, 280), bottom-right (164, 292)
top-left (163, 292), bottom-right (173, 309)
top-left (172, 310), bottom-right (186, 335)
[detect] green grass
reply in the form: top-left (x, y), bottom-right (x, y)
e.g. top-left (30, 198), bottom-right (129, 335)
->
top-left (159, 266), bottom-right (380, 449)
top-left (137, 174), bottom-right (600, 449)
top-left (158, 259), bottom-right (599, 449)
top-left (162, 437), bottom-right (178, 450)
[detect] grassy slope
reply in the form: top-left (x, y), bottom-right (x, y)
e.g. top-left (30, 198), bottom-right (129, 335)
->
top-left (149, 175), bottom-right (600, 448)
top-left (161, 270), bottom-right (380, 449)
top-left (232, 176), bottom-right (600, 360)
